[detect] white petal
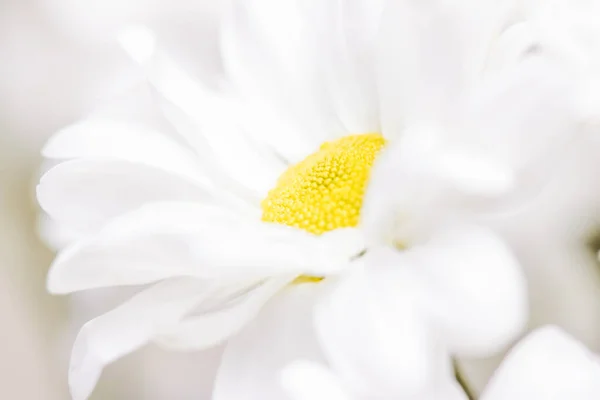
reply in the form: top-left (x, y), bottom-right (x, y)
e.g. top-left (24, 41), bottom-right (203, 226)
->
top-left (47, 201), bottom-right (363, 293)
top-left (521, 0), bottom-right (600, 75)
top-left (155, 276), bottom-right (295, 350)
top-left (221, 0), bottom-right (386, 143)
top-left (37, 159), bottom-right (221, 233)
top-left (281, 361), bottom-right (351, 400)
top-left (481, 326), bottom-right (600, 400)
top-left (315, 253), bottom-right (448, 398)
top-left (157, 97), bottom-right (265, 205)
top-left (458, 59), bottom-right (581, 204)
top-left (310, 0), bottom-right (383, 134)
top-left (377, 0), bottom-right (518, 136)
top-left (43, 118), bottom-right (203, 181)
top-left (37, 213), bottom-right (84, 251)
top-left (411, 224), bottom-right (528, 356)
top-left (68, 278), bottom-right (207, 400)
top-left (485, 22), bottom-right (539, 73)
top-left (213, 284), bottom-right (326, 400)
top-left (119, 26), bottom-right (286, 197)
top-left (363, 61), bottom-right (582, 245)
top-left (433, 149), bottom-right (515, 197)
top-left (222, 0), bottom-right (342, 145)
top-left (361, 124), bottom-right (515, 247)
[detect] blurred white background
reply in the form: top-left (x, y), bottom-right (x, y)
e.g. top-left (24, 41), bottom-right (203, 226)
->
top-left (0, 0), bottom-right (224, 398)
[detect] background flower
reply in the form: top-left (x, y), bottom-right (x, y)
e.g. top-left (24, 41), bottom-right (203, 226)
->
top-left (364, 0), bottom-right (600, 392)
top-left (282, 326), bottom-right (600, 400)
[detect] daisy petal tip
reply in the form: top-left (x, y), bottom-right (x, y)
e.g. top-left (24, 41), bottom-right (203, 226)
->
top-left (68, 337), bottom-right (103, 400)
top-left (46, 274), bottom-right (62, 295)
top-left (46, 269), bottom-right (70, 295)
top-left (518, 325), bottom-right (575, 353)
top-left (45, 249), bottom-right (77, 295)
top-left (35, 171), bottom-right (58, 215)
top-left (40, 136), bottom-right (58, 159)
top-left (41, 125), bottom-right (77, 160)
top-left (118, 25), bottom-right (156, 65)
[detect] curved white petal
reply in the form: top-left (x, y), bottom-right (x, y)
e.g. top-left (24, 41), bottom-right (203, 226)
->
top-left (155, 276), bottom-right (294, 350)
top-left (43, 118), bottom-right (203, 181)
top-left (521, 0), bottom-right (600, 75)
top-left (361, 124), bottom-right (515, 247)
top-left (221, 0), bottom-right (384, 148)
top-left (213, 284), bottom-right (326, 400)
top-left (481, 326), bottom-right (600, 400)
top-left (411, 224), bottom-right (528, 356)
top-left (222, 0), bottom-right (341, 146)
top-left (156, 97), bottom-right (265, 205)
top-left (377, 0), bottom-right (519, 137)
top-left (363, 63), bottom-right (581, 247)
top-left (68, 278), bottom-right (207, 400)
top-left (315, 252), bottom-right (449, 398)
top-left (119, 26), bottom-right (286, 197)
top-left (37, 159), bottom-right (224, 233)
top-left (457, 59), bottom-right (580, 206)
top-left (37, 213), bottom-right (84, 251)
top-left (48, 201), bottom-right (363, 294)
top-left (309, 0), bottom-right (383, 135)
top-left (281, 361), bottom-right (351, 400)
top-left (485, 22), bottom-right (539, 73)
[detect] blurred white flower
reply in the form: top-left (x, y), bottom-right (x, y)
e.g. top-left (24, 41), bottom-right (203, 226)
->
top-left (364, 1), bottom-right (600, 386)
top-left (363, 0), bottom-right (587, 243)
top-left (36, 0), bottom-right (596, 399)
top-left (481, 326), bottom-right (600, 400)
top-left (311, 236), bottom-right (523, 399)
top-left (283, 326), bottom-right (600, 400)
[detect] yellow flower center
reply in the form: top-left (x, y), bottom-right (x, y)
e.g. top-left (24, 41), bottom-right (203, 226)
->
top-left (261, 133), bottom-right (386, 234)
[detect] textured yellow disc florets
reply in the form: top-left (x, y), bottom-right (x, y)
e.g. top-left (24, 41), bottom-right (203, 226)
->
top-left (261, 133), bottom-right (386, 235)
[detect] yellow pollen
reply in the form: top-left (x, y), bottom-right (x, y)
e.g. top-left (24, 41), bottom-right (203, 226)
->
top-left (261, 133), bottom-right (386, 235)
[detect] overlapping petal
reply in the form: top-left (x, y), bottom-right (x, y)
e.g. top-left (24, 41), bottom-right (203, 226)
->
top-left (410, 224), bottom-right (528, 356)
top-left (119, 26), bottom-right (289, 196)
top-left (48, 201), bottom-right (364, 294)
top-left (377, 0), bottom-right (519, 136)
top-left (69, 278), bottom-right (208, 400)
top-left (43, 118), bottom-right (203, 180)
top-left (37, 159), bottom-right (219, 233)
top-left (213, 285), bottom-right (326, 400)
top-left (314, 253), bottom-right (449, 398)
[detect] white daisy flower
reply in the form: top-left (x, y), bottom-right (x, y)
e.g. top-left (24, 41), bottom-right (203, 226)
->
top-left (37, 0), bottom-right (585, 399)
top-left (283, 326), bottom-right (600, 400)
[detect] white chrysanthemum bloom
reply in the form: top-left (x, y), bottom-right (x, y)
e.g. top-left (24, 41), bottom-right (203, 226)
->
top-left (37, 0), bottom-right (587, 399)
top-left (283, 326), bottom-right (600, 400)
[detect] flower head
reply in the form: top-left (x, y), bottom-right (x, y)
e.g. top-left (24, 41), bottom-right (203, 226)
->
top-left (37, 0), bottom-right (592, 399)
